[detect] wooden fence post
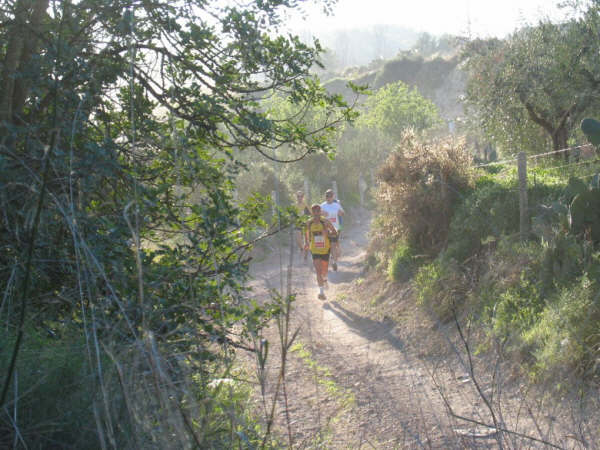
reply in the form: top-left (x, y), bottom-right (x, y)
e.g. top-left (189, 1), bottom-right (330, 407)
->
top-left (518, 152), bottom-right (529, 241)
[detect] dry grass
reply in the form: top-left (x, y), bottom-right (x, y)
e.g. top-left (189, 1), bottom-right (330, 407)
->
top-left (372, 130), bottom-right (474, 259)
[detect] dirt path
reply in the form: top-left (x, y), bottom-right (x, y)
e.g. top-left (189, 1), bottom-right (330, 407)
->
top-left (246, 213), bottom-right (589, 449)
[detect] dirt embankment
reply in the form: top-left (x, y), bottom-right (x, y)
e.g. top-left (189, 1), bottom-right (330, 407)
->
top-left (246, 212), bottom-right (596, 449)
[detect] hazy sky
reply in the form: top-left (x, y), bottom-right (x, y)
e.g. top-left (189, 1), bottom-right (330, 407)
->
top-left (288, 0), bottom-right (569, 37)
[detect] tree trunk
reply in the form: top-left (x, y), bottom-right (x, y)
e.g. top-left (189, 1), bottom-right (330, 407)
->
top-left (552, 125), bottom-right (569, 161)
top-left (0, 0), bottom-right (49, 125)
top-left (522, 100), bottom-right (572, 161)
top-left (0, 12), bottom-right (26, 123)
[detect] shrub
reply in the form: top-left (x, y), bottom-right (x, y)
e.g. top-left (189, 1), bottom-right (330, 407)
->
top-left (540, 233), bottom-right (584, 289)
top-left (490, 275), bottom-right (544, 339)
top-left (415, 260), bottom-right (444, 306)
top-left (445, 167), bottom-right (567, 264)
top-left (237, 162), bottom-right (292, 207)
top-left (445, 174), bottom-right (519, 262)
top-left (523, 276), bottom-right (600, 379)
top-left (414, 258), bottom-right (467, 322)
top-left (387, 242), bottom-right (415, 282)
top-left (0, 325), bottom-right (269, 449)
top-left (373, 131), bottom-right (474, 259)
top-left (0, 329), bottom-right (97, 448)
top-left (466, 239), bottom-right (545, 344)
top-left (412, 162), bottom-right (600, 383)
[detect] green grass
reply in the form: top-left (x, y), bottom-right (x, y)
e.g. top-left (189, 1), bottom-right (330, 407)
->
top-left (291, 341), bottom-right (356, 410)
top-left (387, 242), bottom-right (415, 282)
top-left (411, 164), bottom-right (600, 381)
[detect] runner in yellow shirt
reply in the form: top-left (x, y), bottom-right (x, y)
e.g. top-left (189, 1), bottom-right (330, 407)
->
top-left (304, 203), bottom-right (338, 300)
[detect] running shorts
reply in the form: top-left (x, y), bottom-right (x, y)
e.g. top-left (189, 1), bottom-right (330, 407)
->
top-left (311, 252), bottom-right (330, 261)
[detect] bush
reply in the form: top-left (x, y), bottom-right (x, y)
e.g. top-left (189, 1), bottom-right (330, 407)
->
top-left (523, 276), bottom-right (600, 379)
top-left (414, 258), bottom-right (467, 322)
top-left (540, 233), bottom-right (584, 289)
top-left (412, 163), bottom-right (600, 383)
top-left (445, 174), bottom-right (519, 262)
top-left (372, 131), bottom-right (474, 259)
top-left (0, 324), bottom-right (269, 449)
top-left (490, 275), bottom-right (544, 340)
top-left (387, 242), bottom-right (415, 282)
top-left (0, 329), bottom-right (98, 448)
top-left (237, 162), bottom-right (292, 207)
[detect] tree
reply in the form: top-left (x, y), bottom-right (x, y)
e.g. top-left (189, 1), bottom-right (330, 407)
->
top-left (462, 14), bottom-right (600, 156)
top-left (414, 32), bottom-right (438, 56)
top-left (358, 80), bottom-right (441, 141)
top-left (0, 0), bottom-right (358, 446)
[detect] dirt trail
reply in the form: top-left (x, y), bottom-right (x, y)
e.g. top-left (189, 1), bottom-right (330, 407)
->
top-left (246, 213), bottom-right (587, 449)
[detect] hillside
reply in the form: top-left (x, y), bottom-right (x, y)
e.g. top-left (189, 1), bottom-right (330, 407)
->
top-left (324, 54), bottom-right (465, 122)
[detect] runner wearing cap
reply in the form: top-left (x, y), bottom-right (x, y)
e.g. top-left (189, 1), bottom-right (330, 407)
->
top-left (304, 203), bottom-right (337, 300)
top-left (320, 189), bottom-right (344, 271)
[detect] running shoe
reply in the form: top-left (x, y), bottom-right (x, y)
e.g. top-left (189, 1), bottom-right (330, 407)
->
top-left (318, 293), bottom-right (326, 300)
top-left (332, 262), bottom-right (338, 271)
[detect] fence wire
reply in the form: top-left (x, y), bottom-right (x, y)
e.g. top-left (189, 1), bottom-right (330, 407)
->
top-left (475, 144), bottom-right (591, 168)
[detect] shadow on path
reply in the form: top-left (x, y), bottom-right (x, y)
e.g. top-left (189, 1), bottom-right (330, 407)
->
top-left (327, 267), bottom-right (357, 284)
top-left (323, 301), bottom-right (405, 352)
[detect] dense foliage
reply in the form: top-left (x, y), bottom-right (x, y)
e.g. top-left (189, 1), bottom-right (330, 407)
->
top-left (462, 5), bottom-right (600, 155)
top-left (234, 75), bottom-right (441, 216)
top-left (414, 164), bottom-right (600, 381)
top-left (369, 2), bottom-right (600, 381)
top-left (358, 81), bottom-right (441, 140)
top-left (0, 0), bottom-right (358, 446)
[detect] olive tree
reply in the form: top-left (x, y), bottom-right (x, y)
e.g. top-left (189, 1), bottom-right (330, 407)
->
top-left (462, 12), bottom-right (600, 156)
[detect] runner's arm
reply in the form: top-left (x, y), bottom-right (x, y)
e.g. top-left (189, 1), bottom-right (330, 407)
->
top-left (324, 219), bottom-right (337, 235)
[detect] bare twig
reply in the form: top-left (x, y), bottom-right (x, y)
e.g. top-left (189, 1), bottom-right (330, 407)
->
top-left (451, 306), bottom-right (505, 449)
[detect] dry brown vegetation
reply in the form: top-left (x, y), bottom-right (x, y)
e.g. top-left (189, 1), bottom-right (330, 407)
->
top-left (372, 131), bottom-right (474, 259)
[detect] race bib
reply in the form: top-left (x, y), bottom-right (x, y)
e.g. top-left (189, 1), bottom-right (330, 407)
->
top-left (314, 235), bottom-right (325, 248)
top-left (329, 217), bottom-right (337, 223)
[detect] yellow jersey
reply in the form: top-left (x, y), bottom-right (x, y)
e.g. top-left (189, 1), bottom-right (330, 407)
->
top-left (307, 219), bottom-right (331, 255)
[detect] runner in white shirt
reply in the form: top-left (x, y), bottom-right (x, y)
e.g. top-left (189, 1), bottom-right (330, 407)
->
top-left (320, 189), bottom-right (344, 271)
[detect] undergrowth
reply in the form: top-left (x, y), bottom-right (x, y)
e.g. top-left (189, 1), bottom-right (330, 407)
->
top-left (0, 324), bottom-right (269, 449)
top-left (387, 242), bottom-right (415, 282)
top-left (375, 152), bottom-right (600, 384)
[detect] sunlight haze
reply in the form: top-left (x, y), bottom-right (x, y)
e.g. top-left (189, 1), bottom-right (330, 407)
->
top-left (290, 0), bottom-right (567, 37)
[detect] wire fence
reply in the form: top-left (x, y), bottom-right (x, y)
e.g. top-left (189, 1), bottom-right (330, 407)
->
top-left (474, 143), bottom-right (600, 241)
top-left (474, 144), bottom-right (590, 168)
top-left (475, 145), bottom-right (600, 181)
